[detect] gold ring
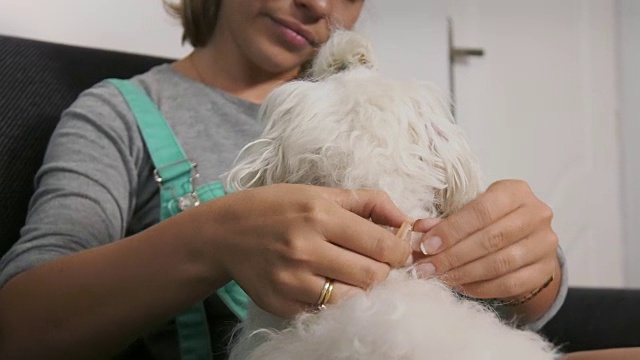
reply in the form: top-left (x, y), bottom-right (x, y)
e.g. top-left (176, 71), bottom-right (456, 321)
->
top-left (316, 278), bottom-right (334, 310)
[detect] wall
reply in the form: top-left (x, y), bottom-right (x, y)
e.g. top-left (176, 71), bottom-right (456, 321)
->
top-left (359, 0), bottom-right (449, 91)
top-left (449, 0), bottom-right (625, 287)
top-left (618, 0), bottom-right (640, 287)
top-left (0, 0), bottom-right (449, 90)
top-left (0, 0), bottom-right (189, 58)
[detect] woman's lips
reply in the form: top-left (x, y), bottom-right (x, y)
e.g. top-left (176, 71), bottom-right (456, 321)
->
top-left (269, 16), bottom-right (319, 49)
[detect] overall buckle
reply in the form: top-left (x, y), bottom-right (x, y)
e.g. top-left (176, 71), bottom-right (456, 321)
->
top-left (153, 159), bottom-right (201, 211)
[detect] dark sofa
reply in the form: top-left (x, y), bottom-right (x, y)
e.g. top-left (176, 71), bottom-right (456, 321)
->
top-left (1, 35), bottom-right (639, 355)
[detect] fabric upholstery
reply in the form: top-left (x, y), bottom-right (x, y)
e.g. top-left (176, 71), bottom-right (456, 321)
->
top-left (540, 287), bottom-right (640, 352)
top-left (0, 35), bottom-right (170, 256)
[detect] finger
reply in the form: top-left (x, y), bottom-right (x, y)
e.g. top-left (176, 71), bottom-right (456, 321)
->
top-left (261, 296), bottom-right (310, 319)
top-left (323, 280), bottom-right (363, 304)
top-left (422, 206), bottom-right (538, 273)
top-left (310, 240), bottom-right (391, 290)
top-left (454, 259), bottom-right (556, 299)
top-left (436, 231), bottom-right (553, 285)
top-left (306, 277), bottom-right (363, 305)
top-left (253, 266), bottom-right (315, 316)
top-left (332, 188), bottom-right (412, 228)
top-left (280, 271), bottom-right (365, 307)
top-left (323, 208), bottom-right (412, 268)
top-left (410, 218), bottom-right (442, 250)
top-left (412, 218), bottom-right (442, 233)
top-left (417, 185), bottom-right (524, 255)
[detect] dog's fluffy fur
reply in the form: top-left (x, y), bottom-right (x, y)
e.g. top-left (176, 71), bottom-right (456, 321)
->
top-left (224, 31), bottom-right (558, 360)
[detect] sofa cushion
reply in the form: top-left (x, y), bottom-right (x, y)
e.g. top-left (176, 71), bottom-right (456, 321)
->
top-left (0, 35), bottom-right (171, 256)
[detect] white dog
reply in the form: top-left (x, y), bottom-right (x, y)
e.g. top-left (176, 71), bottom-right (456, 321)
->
top-left (224, 31), bottom-right (558, 360)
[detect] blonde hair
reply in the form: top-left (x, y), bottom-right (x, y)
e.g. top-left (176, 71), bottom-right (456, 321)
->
top-left (164, 0), bottom-right (222, 47)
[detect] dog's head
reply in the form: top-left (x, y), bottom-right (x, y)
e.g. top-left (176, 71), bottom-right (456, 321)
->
top-left (225, 31), bottom-right (482, 218)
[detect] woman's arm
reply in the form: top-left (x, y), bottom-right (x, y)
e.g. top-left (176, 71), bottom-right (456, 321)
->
top-left (0, 83), bottom-right (202, 358)
top-left (0, 185), bottom-right (412, 359)
top-left (0, 208), bottom-right (228, 359)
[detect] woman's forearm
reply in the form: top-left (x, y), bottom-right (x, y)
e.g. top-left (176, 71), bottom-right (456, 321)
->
top-left (0, 209), bottom-right (228, 360)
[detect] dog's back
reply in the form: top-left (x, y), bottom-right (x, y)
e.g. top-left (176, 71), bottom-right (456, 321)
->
top-left (232, 270), bottom-right (557, 360)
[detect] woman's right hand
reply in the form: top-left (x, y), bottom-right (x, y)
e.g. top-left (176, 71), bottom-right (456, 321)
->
top-left (200, 184), bottom-right (412, 318)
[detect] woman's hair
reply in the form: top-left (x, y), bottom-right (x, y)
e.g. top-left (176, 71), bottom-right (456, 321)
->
top-left (164, 0), bottom-right (222, 47)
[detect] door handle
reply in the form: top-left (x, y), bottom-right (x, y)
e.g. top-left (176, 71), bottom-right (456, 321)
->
top-left (448, 18), bottom-right (485, 119)
top-left (451, 47), bottom-right (485, 58)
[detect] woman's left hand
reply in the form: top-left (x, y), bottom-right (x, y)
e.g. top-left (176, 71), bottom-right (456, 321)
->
top-left (412, 179), bottom-right (560, 303)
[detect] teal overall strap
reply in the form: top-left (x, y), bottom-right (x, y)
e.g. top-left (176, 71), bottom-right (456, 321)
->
top-left (107, 79), bottom-right (193, 219)
top-left (108, 79), bottom-right (249, 319)
top-left (108, 79), bottom-right (213, 360)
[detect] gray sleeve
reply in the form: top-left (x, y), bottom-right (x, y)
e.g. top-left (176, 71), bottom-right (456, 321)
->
top-left (524, 245), bottom-right (569, 331)
top-left (0, 82), bottom-right (143, 288)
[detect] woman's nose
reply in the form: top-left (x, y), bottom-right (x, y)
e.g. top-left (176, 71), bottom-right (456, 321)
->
top-left (294, 0), bottom-right (332, 21)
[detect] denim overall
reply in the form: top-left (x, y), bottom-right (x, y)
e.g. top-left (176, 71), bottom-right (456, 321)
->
top-left (109, 79), bottom-right (249, 359)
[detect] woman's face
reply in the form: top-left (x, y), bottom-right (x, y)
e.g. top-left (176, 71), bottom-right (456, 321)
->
top-left (214, 0), bottom-right (365, 74)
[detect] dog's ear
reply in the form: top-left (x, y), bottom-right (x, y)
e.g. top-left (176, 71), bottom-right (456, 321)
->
top-left (223, 137), bottom-right (280, 192)
top-left (224, 81), bottom-right (316, 191)
top-left (413, 83), bottom-right (483, 216)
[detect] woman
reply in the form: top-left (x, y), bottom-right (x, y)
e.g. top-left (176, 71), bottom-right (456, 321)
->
top-left (0, 1), bottom-right (566, 359)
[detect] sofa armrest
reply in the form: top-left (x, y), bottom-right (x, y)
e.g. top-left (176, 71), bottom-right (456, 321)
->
top-left (540, 287), bottom-right (640, 352)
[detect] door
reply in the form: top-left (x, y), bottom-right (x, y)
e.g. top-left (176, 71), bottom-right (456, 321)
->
top-left (448, 0), bottom-right (624, 287)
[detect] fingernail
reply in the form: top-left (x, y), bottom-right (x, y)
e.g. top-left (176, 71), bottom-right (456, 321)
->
top-left (416, 262), bottom-right (436, 278)
top-left (420, 236), bottom-right (442, 255)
